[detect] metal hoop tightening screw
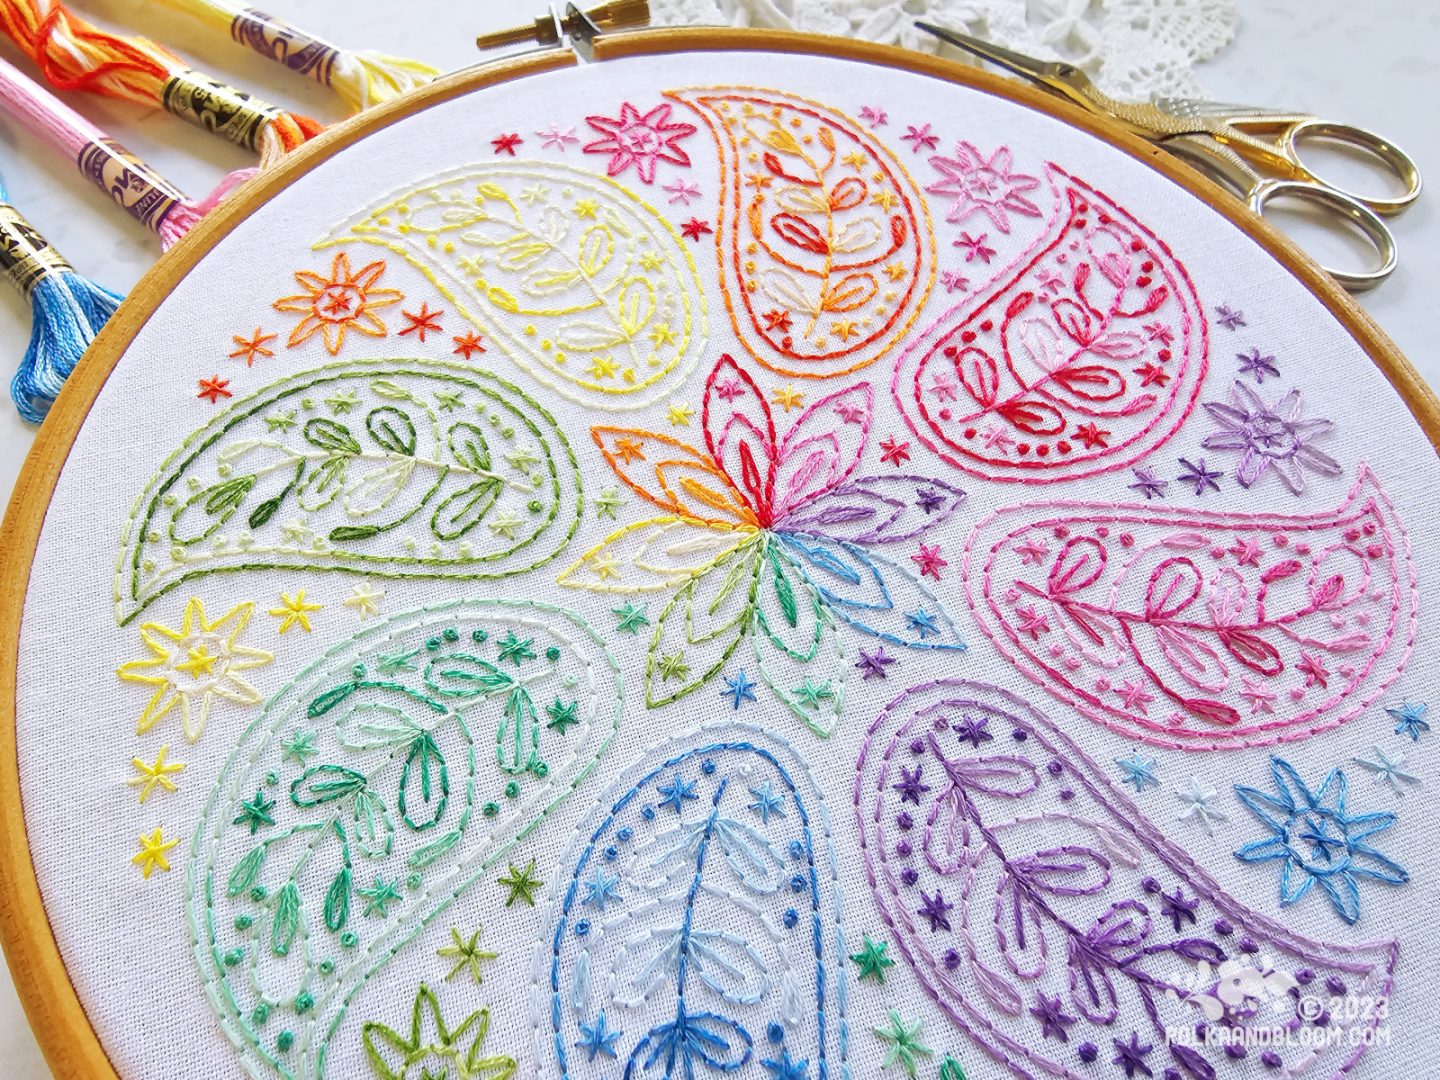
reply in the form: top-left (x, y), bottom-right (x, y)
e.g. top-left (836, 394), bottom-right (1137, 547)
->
top-left (1250, 179), bottom-right (1398, 292)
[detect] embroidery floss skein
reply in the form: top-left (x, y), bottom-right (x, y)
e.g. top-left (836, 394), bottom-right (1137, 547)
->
top-left (0, 173), bottom-right (123, 422)
top-left (0, 0), bottom-right (323, 169)
top-left (149, 0), bottom-right (439, 113)
top-left (0, 54), bottom-right (252, 250)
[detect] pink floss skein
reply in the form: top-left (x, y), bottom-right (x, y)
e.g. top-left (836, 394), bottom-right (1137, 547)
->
top-left (0, 54), bottom-right (254, 249)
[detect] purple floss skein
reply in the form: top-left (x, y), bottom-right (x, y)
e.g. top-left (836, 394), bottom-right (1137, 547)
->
top-left (0, 172), bottom-right (124, 422)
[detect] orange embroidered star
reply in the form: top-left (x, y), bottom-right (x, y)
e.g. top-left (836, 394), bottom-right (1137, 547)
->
top-left (452, 331), bottom-right (486, 359)
top-left (832, 321), bottom-right (858, 342)
top-left (228, 328), bottom-right (276, 366)
top-left (197, 375), bottom-right (232, 403)
top-left (613, 437), bottom-right (646, 464)
top-left (399, 302), bottom-right (444, 342)
top-left (273, 252), bottom-right (403, 356)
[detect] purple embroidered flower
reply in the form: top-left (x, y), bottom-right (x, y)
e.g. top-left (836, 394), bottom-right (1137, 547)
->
top-left (1127, 467), bottom-right (1168, 500)
top-left (1201, 381), bottom-right (1339, 495)
top-left (1215, 304), bottom-right (1246, 330)
top-left (1177, 458), bottom-right (1222, 496)
top-left (1111, 1032), bottom-right (1153, 1078)
top-left (1237, 346), bottom-right (1279, 382)
top-left (926, 141), bottom-right (1042, 232)
top-left (917, 889), bottom-right (953, 932)
top-left (1030, 993), bottom-right (1077, 1041)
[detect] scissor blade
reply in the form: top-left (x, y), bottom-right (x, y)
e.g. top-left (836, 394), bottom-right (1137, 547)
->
top-left (1152, 96), bottom-right (1313, 124)
top-left (914, 22), bottom-right (1060, 84)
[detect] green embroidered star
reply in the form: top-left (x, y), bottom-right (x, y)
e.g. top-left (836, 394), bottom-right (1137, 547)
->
top-left (437, 926), bottom-right (498, 983)
top-left (505, 447), bottom-right (539, 471)
top-left (498, 859), bottom-right (543, 907)
top-left (793, 678), bottom-right (835, 709)
top-left (358, 877), bottom-right (404, 917)
top-left (594, 487), bottom-right (624, 519)
top-left (657, 651), bottom-right (690, 681)
top-left (496, 631), bottom-right (536, 665)
top-left (281, 730), bottom-right (319, 765)
top-left (488, 509), bottom-right (523, 539)
top-left (324, 389), bottom-right (359, 414)
top-left (435, 389), bottom-right (464, 412)
top-left (546, 698), bottom-right (580, 733)
top-left (874, 1011), bottom-right (933, 1077)
top-left (265, 409), bottom-right (297, 433)
top-left (376, 647), bottom-right (422, 675)
top-left (612, 602), bottom-right (650, 633)
top-left (233, 789), bottom-right (275, 834)
top-left (849, 935), bottom-right (895, 983)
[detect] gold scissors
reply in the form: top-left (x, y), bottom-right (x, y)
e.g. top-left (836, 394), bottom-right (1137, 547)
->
top-left (917, 23), bottom-right (1422, 291)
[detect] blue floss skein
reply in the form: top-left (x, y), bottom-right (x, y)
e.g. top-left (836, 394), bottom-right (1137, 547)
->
top-left (0, 172), bottom-right (123, 422)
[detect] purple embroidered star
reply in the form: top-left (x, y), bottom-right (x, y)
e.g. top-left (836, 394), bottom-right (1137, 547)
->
top-left (953, 714), bottom-right (993, 749)
top-left (916, 889), bottom-right (953, 932)
top-left (1237, 346), bottom-right (1279, 382)
top-left (1159, 887), bottom-right (1199, 931)
top-left (916, 488), bottom-right (945, 513)
top-left (892, 765), bottom-right (930, 805)
top-left (856, 646), bottom-right (897, 680)
top-left (1128, 467), bottom-right (1168, 499)
top-left (901, 123), bottom-right (939, 152)
top-left (1215, 304), bottom-right (1246, 330)
top-left (1029, 993), bottom-right (1076, 1042)
top-left (954, 232), bottom-right (996, 263)
top-left (1112, 1033), bottom-right (1153, 1078)
top-left (1201, 381), bottom-right (1339, 495)
top-left (663, 177), bottom-right (702, 205)
top-left (938, 269), bottom-right (970, 293)
top-left (1177, 457), bottom-right (1223, 495)
top-left (859, 104), bottom-right (888, 127)
top-left (925, 140), bottom-right (1042, 232)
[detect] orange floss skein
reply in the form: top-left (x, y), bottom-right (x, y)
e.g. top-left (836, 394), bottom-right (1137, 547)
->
top-left (0, 0), bottom-right (324, 168)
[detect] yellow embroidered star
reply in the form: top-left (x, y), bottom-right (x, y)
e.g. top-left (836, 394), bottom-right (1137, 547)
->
top-left (871, 189), bottom-right (899, 211)
top-left (638, 251), bottom-right (664, 271)
top-left (771, 385), bottom-right (804, 412)
top-left (128, 745), bottom-right (185, 803)
top-left (667, 403), bottom-right (694, 426)
top-left (649, 323), bottom-right (676, 347)
top-left (590, 552), bottom-right (620, 580)
top-left (884, 261), bottom-right (908, 281)
top-left (842, 150), bottom-right (868, 169)
top-left (342, 582), bottom-right (386, 620)
top-left (589, 356), bottom-right (618, 380)
top-left (573, 198), bottom-right (599, 219)
top-left (117, 598), bottom-right (274, 742)
top-left (132, 828), bottom-right (179, 879)
top-left (832, 320), bottom-right (858, 342)
top-left (268, 590), bottom-right (322, 633)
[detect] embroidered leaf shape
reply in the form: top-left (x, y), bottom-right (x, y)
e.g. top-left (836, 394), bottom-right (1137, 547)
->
top-left (857, 679), bottom-right (1399, 1079)
top-left (540, 726), bottom-right (849, 1077)
top-left (115, 359), bottom-right (580, 624)
top-left (669, 86), bottom-right (935, 378)
top-left (326, 161), bottom-right (707, 409)
top-left (964, 465), bottom-right (1417, 749)
top-left (894, 164), bottom-right (1207, 483)
top-left (188, 600), bottom-right (621, 1079)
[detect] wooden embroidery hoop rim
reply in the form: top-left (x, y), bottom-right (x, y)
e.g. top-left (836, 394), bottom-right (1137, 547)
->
top-left (0, 26), bottom-right (1434, 1079)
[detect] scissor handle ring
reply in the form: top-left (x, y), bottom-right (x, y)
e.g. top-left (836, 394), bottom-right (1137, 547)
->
top-left (1249, 179), bottom-right (1397, 292)
top-left (1282, 119), bottom-right (1422, 215)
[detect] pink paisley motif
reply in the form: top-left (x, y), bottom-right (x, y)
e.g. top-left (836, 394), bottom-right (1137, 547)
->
top-left (961, 465), bottom-right (1417, 749)
top-left (856, 678), bottom-right (1400, 1080)
top-left (893, 165), bottom-right (1207, 483)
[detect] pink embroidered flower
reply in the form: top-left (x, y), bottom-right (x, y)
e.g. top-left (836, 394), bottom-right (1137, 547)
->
top-left (927, 141), bottom-right (1042, 232)
top-left (583, 102), bottom-right (696, 184)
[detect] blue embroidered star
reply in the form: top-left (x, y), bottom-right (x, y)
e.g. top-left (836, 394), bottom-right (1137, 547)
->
top-left (722, 670), bottom-right (757, 709)
top-left (575, 1011), bottom-right (622, 1060)
top-left (1233, 756), bottom-right (1408, 925)
top-left (1387, 702), bottom-right (1429, 741)
top-left (761, 1048), bottom-right (810, 1079)
top-left (749, 780), bottom-right (787, 823)
top-left (905, 608), bottom-right (939, 639)
top-left (581, 866), bottom-right (623, 911)
top-left (656, 772), bottom-right (699, 813)
top-left (1114, 752), bottom-right (1159, 792)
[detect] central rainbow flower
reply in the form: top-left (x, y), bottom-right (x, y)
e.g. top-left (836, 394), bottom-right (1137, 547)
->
top-left (560, 355), bottom-right (966, 732)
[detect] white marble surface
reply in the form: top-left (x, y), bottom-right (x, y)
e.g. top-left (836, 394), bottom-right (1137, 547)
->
top-left (0, 0), bottom-right (1434, 1074)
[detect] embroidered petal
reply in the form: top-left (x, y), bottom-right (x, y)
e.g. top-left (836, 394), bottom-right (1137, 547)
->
top-left (702, 355), bottom-right (777, 520)
top-left (779, 474), bottom-right (965, 544)
top-left (591, 426), bottom-right (751, 526)
top-left (771, 381), bottom-right (873, 519)
top-left (558, 517), bottom-right (756, 592)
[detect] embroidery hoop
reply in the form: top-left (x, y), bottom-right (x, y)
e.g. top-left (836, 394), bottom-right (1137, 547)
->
top-left (0, 27), bottom-right (1434, 1079)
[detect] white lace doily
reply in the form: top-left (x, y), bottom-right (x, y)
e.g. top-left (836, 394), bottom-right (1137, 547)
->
top-left (652, 0), bottom-right (1239, 99)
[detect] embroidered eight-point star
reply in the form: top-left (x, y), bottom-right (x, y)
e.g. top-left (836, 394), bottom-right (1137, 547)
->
top-left (558, 354), bottom-right (965, 734)
top-left (583, 100), bottom-right (696, 184)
